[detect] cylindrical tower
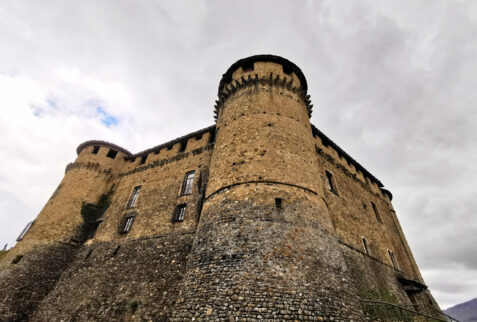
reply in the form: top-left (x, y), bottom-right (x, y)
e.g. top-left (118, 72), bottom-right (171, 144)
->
top-left (173, 55), bottom-right (363, 320)
top-left (0, 141), bottom-right (130, 320)
top-left (15, 141), bottom-right (130, 250)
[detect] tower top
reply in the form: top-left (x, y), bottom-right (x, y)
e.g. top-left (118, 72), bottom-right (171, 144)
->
top-left (218, 54), bottom-right (308, 94)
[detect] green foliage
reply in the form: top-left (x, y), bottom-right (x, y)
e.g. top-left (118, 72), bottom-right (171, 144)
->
top-left (81, 191), bottom-right (112, 223)
top-left (72, 185), bottom-right (115, 243)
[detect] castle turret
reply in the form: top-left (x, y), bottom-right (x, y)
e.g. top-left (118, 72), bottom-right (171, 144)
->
top-left (16, 141), bottom-right (130, 249)
top-left (0, 141), bottom-right (129, 321)
top-left (172, 55), bottom-right (363, 320)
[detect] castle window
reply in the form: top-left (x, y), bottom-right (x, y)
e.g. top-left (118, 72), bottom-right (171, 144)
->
top-left (371, 202), bottom-right (383, 224)
top-left (208, 131), bottom-right (216, 144)
top-left (181, 171), bottom-right (195, 195)
top-left (179, 141), bottom-right (187, 152)
top-left (92, 145), bottom-right (100, 154)
top-left (120, 214), bottom-right (135, 233)
top-left (362, 237), bottom-right (370, 255)
top-left (16, 221), bottom-right (34, 242)
top-left (325, 170), bottom-right (338, 195)
top-left (106, 149), bottom-right (118, 159)
top-left (11, 255), bottom-right (23, 264)
top-left (195, 134), bottom-right (203, 141)
top-left (140, 154), bottom-right (148, 165)
top-left (275, 198), bottom-right (282, 209)
top-left (388, 250), bottom-right (399, 270)
top-left (127, 186), bottom-right (141, 208)
top-left (112, 245), bottom-right (121, 256)
top-left (84, 249), bottom-right (93, 261)
top-left (173, 204), bottom-right (187, 222)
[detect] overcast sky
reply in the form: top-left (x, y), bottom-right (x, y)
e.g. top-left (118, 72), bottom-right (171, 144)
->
top-left (0, 0), bottom-right (476, 309)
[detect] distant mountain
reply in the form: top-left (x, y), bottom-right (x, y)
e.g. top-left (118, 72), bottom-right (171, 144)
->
top-left (444, 298), bottom-right (477, 322)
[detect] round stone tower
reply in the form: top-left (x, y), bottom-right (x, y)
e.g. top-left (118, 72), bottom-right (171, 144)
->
top-left (15, 141), bottom-right (130, 251)
top-left (173, 55), bottom-right (363, 320)
top-left (0, 141), bottom-right (131, 321)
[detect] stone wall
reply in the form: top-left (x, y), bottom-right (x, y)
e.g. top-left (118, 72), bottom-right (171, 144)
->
top-left (31, 234), bottom-right (193, 321)
top-left (93, 135), bottom-right (213, 242)
top-left (0, 243), bottom-right (78, 321)
top-left (314, 134), bottom-right (424, 283)
top-left (173, 187), bottom-right (364, 321)
top-left (339, 242), bottom-right (441, 319)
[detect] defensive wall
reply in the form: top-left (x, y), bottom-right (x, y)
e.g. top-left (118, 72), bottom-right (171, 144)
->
top-left (0, 55), bottom-right (443, 321)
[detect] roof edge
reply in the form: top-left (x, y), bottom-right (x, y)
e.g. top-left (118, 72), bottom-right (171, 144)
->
top-left (131, 125), bottom-right (216, 158)
top-left (311, 124), bottom-right (384, 187)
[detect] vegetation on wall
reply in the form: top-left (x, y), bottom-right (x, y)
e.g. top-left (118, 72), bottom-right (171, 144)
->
top-left (72, 185), bottom-right (115, 243)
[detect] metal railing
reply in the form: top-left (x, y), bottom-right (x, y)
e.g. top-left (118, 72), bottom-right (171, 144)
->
top-left (360, 300), bottom-right (459, 322)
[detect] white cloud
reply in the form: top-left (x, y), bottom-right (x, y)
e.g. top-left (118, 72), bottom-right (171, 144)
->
top-left (0, 0), bottom-right (475, 309)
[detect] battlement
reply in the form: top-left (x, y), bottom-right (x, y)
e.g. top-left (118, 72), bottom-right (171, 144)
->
top-left (0, 54), bottom-right (439, 321)
top-left (73, 123), bottom-right (389, 201)
top-left (214, 55), bottom-right (313, 121)
top-left (76, 140), bottom-right (132, 157)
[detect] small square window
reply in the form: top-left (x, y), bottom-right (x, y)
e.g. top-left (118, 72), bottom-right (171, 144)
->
top-left (92, 146), bottom-right (100, 154)
top-left (208, 131), bottom-right (216, 144)
top-left (275, 198), bottom-right (282, 209)
top-left (180, 171), bottom-right (195, 195)
top-left (11, 255), bottom-right (23, 264)
top-left (106, 149), bottom-right (118, 159)
top-left (173, 204), bottom-right (186, 222)
top-left (179, 141), bottom-right (187, 152)
top-left (140, 154), bottom-right (148, 165)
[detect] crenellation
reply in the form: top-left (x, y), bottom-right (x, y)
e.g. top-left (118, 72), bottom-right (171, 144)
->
top-left (0, 55), bottom-right (441, 321)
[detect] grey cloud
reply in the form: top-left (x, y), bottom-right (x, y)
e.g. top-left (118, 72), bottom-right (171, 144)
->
top-left (0, 0), bottom-right (475, 309)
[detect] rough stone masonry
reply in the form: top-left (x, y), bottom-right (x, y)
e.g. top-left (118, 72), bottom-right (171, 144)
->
top-left (0, 55), bottom-right (446, 321)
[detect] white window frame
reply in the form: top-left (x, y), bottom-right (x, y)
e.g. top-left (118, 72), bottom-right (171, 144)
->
top-left (181, 171), bottom-right (195, 195)
top-left (121, 214), bottom-right (135, 233)
top-left (174, 204), bottom-right (187, 222)
top-left (127, 186), bottom-right (141, 208)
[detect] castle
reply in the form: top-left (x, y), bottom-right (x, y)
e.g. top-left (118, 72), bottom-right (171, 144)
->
top-left (0, 55), bottom-right (447, 321)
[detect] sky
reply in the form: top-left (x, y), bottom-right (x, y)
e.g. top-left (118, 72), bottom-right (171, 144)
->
top-left (0, 0), bottom-right (476, 310)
